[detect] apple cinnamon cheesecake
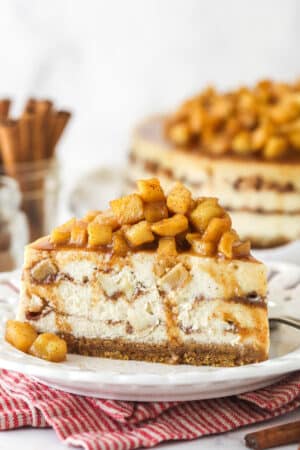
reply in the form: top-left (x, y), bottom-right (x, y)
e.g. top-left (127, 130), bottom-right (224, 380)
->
top-left (128, 79), bottom-right (300, 248)
top-left (17, 178), bottom-right (269, 366)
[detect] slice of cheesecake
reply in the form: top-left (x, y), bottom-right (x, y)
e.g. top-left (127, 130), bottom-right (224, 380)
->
top-left (17, 178), bottom-right (269, 366)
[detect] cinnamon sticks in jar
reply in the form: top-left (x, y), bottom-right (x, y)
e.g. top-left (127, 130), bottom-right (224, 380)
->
top-left (0, 98), bottom-right (71, 241)
top-left (0, 98), bottom-right (71, 168)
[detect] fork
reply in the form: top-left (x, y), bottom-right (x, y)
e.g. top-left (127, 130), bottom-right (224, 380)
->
top-left (269, 316), bottom-right (300, 330)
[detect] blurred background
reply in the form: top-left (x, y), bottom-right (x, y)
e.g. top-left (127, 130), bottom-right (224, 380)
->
top-left (1, 0), bottom-right (299, 174)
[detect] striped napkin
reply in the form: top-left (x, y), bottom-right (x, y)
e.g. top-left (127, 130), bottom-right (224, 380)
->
top-left (0, 369), bottom-right (299, 450)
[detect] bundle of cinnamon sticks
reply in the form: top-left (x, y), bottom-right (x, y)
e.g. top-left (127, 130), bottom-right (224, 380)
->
top-left (0, 98), bottom-right (71, 241)
top-left (0, 98), bottom-right (71, 177)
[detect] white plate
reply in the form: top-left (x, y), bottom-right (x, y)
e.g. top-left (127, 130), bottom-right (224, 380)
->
top-left (0, 262), bottom-right (300, 401)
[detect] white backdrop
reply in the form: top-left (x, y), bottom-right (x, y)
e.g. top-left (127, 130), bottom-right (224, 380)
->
top-left (0, 0), bottom-right (299, 175)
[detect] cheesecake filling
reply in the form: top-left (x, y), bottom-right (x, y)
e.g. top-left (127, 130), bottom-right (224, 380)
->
top-left (19, 252), bottom-right (267, 351)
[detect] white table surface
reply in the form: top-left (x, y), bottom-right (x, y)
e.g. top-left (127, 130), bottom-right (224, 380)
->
top-left (0, 408), bottom-right (299, 450)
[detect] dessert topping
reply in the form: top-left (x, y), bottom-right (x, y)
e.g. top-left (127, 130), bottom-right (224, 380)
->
top-left (49, 178), bottom-right (250, 259)
top-left (165, 79), bottom-right (300, 159)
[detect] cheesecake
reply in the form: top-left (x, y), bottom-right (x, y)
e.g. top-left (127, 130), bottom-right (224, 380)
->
top-left (127, 80), bottom-right (300, 248)
top-left (17, 178), bottom-right (269, 366)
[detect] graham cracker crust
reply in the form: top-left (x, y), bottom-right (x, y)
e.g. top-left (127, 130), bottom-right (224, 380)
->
top-left (60, 333), bottom-right (267, 367)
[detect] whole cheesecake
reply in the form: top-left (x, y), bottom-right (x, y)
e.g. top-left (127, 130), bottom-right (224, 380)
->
top-left (127, 80), bottom-right (300, 248)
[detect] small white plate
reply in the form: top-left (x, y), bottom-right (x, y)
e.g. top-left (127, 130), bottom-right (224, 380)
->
top-left (0, 262), bottom-right (300, 402)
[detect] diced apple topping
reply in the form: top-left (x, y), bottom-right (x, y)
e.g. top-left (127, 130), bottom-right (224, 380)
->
top-left (165, 79), bottom-right (300, 160)
top-left (218, 230), bottom-right (239, 259)
top-left (151, 214), bottom-right (188, 236)
top-left (112, 232), bottom-right (129, 256)
top-left (50, 218), bottom-right (76, 245)
top-left (47, 178), bottom-right (250, 259)
top-left (137, 178), bottom-right (165, 202)
top-left (110, 194), bottom-right (144, 225)
top-left (124, 221), bottom-right (155, 247)
top-left (158, 237), bottom-right (177, 256)
top-left (167, 182), bottom-right (192, 214)
top-left (186, 233), bottom-right (216, 256)
top-left (88, 222), bottom-right (112, 247)
top-left (232, 240), bottom-right (251, 258)
top-left (51, 228), bottom-right (70, 245)
top-left (190, 199), bottom-right (223, 233)
top-left (202, 216), bottom-right (231, 242)
top-left (70, 221), bottom-right (88, 246)
top-left (92, 209), bottom-right (120, 230)
top-left (144, 201), bottom-right (168, 222)
top-left (82, 210), bottom-right (101, 223)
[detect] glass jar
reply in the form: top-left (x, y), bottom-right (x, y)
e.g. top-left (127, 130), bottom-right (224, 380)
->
top-left (0, 176), bottom-right (29, 271)
top-left (1, 158), bottom-right (60, 242)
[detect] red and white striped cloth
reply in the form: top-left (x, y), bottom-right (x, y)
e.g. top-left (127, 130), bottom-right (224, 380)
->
top-left (0, 370), bottom-right (300, 450)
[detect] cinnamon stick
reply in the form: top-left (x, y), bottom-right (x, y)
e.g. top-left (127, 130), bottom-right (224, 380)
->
top-left (245, 420), bottom-right (300, 449)
top-left (0, 120), bottom-right (20, 177)
top-left (24, 98), bottom-right (36, 114)
top-left (19, 113), bottom-right (34, 162)
top-left (49, 110), bottom-right (71, 157)
top-left (33, 99), bottom-right (53, 160)
top-left (0, 99), bottom-right (11, 120)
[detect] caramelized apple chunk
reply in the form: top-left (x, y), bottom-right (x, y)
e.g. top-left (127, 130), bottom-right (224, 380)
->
top-left (151, 214), bottom-right (188, 236)
top-left (144, 201), bottom-right (168, 222)
top-left (263, 136), bottom-right (288, 160)
top-left (125, 221), bottom-right (155, 247)
top-left (233, 240), bottom-right (251, 258)
top-left (50, 218), bottom-right (76, 245)
top-left (29, 333), bottom-right (67, 362)
top-left (70, 221), bottom-right (88, 246)
top-left (218, 230), bottom-right (239, 259)
top-left (190, 199), bottom-right (224, 233)
top-left (82, 210), bottom-right (101, 223)
top-left (112, 231), bottom-right (129, 256)
top-left (202, 215), bottom-right (231, 242)
top-left (158, 237), bottom-right (177, 256)
top-left (167, 182), bottom-right (192, 214)
top-left (51, 228), bottom-right (70, 245)
top-left (137, 178), bottom-right (165, 202)
top-left (88, 222), bottom-right (112, 246)
top-left (110, 194), bottom-right (144, 225)
top-left (92, 209), bottom-right (120, 230)
top-left (168, 122), bottom-right (191, 145)
top-left (5, 320), bottom-right (38, 353)
top-left (186, 233), bottom-right (216, 256)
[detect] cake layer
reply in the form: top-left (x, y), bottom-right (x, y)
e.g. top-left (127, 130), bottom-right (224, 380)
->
top-left (18, 245), bottom-right (269, 365)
